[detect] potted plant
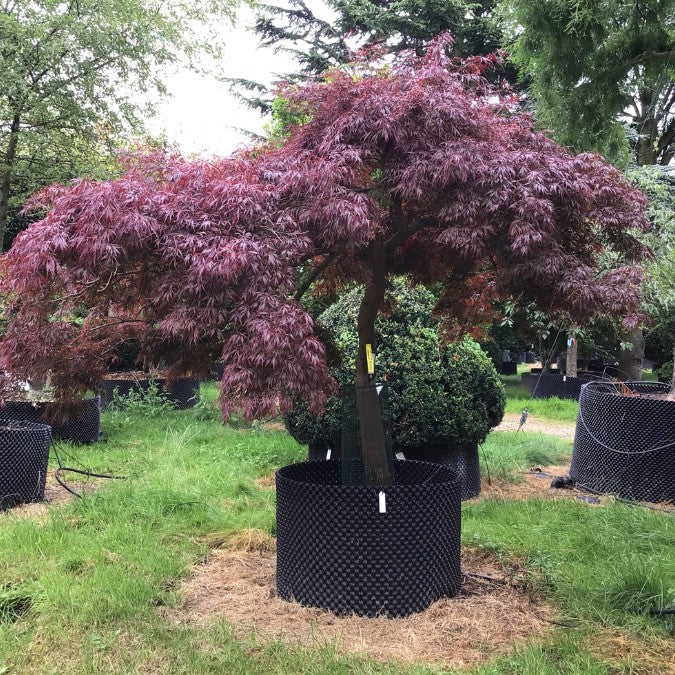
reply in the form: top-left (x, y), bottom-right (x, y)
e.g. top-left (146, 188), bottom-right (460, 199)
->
top-left (0, 419), bottom-right (51, 508)
top-left (0, 38), bottom-right (649, 616)
top-left (0, 378), bottom-right (100, 444)
top-left (284, 280), bottom-right (505, 500)
top-left (570, 380), bottom-right (674, 503)
top-left (99, 371), bottom-right (200, 410)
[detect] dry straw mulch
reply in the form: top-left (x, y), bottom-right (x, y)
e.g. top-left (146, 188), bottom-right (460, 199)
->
top-left (169, 530), bottom-right (553, 670)
top-left (0, 474), bottom-right (101, 523)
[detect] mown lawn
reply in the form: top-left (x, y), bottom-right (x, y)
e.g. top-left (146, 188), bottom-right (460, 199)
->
top-left (0, 384), bottom-right (672, 674)
top-left (500, 373), bottom-right (579, 424)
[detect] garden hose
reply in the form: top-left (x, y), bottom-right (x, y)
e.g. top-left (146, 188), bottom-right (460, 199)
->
top-left (51, 442), bottom-right (125, 499)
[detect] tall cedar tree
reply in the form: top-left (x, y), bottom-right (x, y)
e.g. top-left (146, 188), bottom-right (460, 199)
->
top-left (1, 38), bottom-right (649, 483)
top-left (234, 0), bottom-right (510, 112)
top-left (503, 0), bottom-right (675, 378)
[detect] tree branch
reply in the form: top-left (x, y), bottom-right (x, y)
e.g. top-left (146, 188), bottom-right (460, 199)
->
top-left (293, 254), bottom-right (335, 301)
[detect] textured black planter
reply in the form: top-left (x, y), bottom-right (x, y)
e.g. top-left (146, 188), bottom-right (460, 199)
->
top-left (276, 460), bottom-right (462, 617)
top-left (501, 362), bottom-right (517, 375)
top-left (307, 442), bottom-right (481, 500)
top-left (525, 352), bottom-right (536, 364)
top-left (100, 376), bottom-right (200, 410)
top-left (528, 372), bottom-right (600, 400)
top-left (164, 378), bottom-right (200, 410)
top-left (0, 398), bottom-right (100, 443)
top-left (570, 382), bottom-right (675, 503)
top-left (399, 444), bottom-right (480, 500)
top-left (0, 420), bottom-right (51, 508)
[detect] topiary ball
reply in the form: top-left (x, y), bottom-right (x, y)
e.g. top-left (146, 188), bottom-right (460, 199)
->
top-left (284, 279), bottom-right (505, 454)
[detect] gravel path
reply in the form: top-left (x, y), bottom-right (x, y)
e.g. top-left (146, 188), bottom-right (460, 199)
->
top-left (496, 412), bottom-right (575, 440)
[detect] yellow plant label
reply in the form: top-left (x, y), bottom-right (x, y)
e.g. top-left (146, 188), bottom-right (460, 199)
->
top-left (365, 343), bottom-right (375, 375)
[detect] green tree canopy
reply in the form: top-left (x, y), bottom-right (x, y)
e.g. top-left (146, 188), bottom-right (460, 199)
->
top-left (0, 0), bottom-right (236, 249)
top-left (501, 0), bottom-right (675, 167)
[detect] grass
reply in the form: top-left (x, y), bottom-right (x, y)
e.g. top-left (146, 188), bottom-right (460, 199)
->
top-left (500, 373), bottom-right (579, 424)
top-left (0, 383), bottom-right (672, 673)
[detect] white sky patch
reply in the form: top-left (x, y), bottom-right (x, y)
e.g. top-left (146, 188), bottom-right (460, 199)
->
top-left (146, 2), bottom-right (335, 158)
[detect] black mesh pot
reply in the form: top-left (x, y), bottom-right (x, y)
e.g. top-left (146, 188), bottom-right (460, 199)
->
top-left (276, 459), bottom-right (462, 618)
top-left (501, 362), bottom-right (517, 375)
top-left (529, 372), bottom-right (601, 400)
top-left (308, 443), bottom-right (481, 500)
top-left (0, 419), bottom-right (51, 509)
top-left (100, 376), bottom-right (200, 410)
top-left (307, 442), bottom-right (339, 461)
top-left (0, 398), bottom-right (100, 444)
top-left (398, 444), bottom-right (480, 500)
top-left (164, 378), bottom-right (200, 410)
top-left (525, 352), bottom-right (536, 364)
top-left (570, 381), bottom-right (675, 503)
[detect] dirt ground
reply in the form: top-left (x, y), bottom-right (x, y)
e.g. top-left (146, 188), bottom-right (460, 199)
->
top-left (496, 413), bottom-right (576, 440)
top-left (0, 474), bottom-right (100, 522)
top-left (170, 532), bottom-right (553, 671)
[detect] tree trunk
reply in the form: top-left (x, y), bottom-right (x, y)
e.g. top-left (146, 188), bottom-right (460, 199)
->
top-left (669, 346), bottom-right (675, 401)
top-left (617, 327), bottom-right (644, 381)
top-left (566, 332), bottom-right (578, 378)
top-left (0, 113), bottom-right (21, 253)
top-left (355, 241), bottom-right (392, 486)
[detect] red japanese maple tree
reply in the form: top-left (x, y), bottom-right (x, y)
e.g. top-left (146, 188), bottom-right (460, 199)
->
top-left (0, 37), bottom-right (649, 483)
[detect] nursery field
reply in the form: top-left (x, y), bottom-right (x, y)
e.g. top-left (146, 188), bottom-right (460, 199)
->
top-left (0, 383), bottom-right (672, 674)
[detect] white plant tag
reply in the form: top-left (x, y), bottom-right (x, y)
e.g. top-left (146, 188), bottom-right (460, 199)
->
top-left (563, 375), bottom-right (567, 382)
top-left (379, 491), bottom-right (386, 513)
top-left (376, 384), bottom-right (383, 395)
top-left (395, 452), bottom-right (405, 460)
top-left (326, 448), bottom-right (331, 460)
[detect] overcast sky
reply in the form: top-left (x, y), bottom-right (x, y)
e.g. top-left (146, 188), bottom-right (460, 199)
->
top-left (146, 4), bottom-right (331, 158)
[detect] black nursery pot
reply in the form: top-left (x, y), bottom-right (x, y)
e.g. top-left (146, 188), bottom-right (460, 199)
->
top-left (276, 459), bottom-right (462, 618)
top-left (0, 419), bottom-right (51, 508)
top-left (100, 376), bottom-right (200, 410)
top-left (501, 362), bottom-right (517, 375)
top-left (528, 372), bottom-right (598, 400)
top-left (0, 398), bottom-right (100, 444)
top-left (401, 443), bottom-right (480, 500)
top-left (570, 381), bottom-right (675, 503)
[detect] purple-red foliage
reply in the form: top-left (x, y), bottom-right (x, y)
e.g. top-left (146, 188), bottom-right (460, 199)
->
top-left (0, 36), bottom-right (649, 417)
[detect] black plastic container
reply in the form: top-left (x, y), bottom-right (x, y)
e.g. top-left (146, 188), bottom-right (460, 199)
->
top-left (0, 398), bottom-right (100, 443)
top-left (308, 442), bottom-right (481, 501)
top-left (528, 372), bottom-right (600, 400)
top-left (100, 376), bottom-right (200, 410)
top-left (0, 419), bottom-right (51, 508)
top-left (501, 362), bottom-right (517, 375)
top-left (570, 381), bottom-right (675, 503)
top-left (399, 443), bottom-right (480, 500)
top-left (276, 459), bottom-right (462, 617)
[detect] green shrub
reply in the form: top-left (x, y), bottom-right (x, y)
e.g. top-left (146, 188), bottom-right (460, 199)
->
top-left (655, 359), bottom-right (673, 384)
top-left (479, 338), bottom-right (502, 369)
top-left (284, 279), bottom-right (506, 453)
top-left (644, 319), bottom-right (675, 368)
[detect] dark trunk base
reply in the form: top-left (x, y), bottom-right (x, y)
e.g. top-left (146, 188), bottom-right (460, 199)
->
top-left (307, 443), bottom-right (481, 500)
top-left (276, 460), bottom-right (462, 617)
top-left (0, 398), bottom-right (100, 443)
top-left (0, 420), bottom-right (51, 508)
top-left (570, 382), bottom-right (674, 503)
